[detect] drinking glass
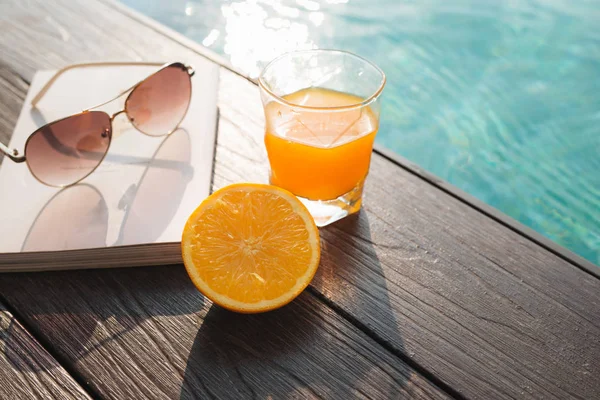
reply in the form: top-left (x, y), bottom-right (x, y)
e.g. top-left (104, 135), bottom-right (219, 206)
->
top-left (258, 50), bottom-right (385, 226)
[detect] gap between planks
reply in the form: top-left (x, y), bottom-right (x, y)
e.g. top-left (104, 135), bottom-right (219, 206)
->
top-left (0, 292), bottom-right (102, 400)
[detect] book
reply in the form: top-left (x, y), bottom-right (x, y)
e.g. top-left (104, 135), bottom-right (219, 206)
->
top-left (0, 62), bottom-right (219, 272)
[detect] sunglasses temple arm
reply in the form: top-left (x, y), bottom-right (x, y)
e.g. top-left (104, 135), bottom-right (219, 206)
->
top-left (30, 61), bottom-right (167, 108)
top-left (0, 141), bottom-right (26, 163)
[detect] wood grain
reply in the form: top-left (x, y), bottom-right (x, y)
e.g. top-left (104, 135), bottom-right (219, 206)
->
top-left (0, 302), bottom-right (91, 400)
top-left (0, 266), bottom-right (448, 400)
top-left (0, 67), bottom-right (28, 161)
top-left (0, 0), bottom-right (598, 399)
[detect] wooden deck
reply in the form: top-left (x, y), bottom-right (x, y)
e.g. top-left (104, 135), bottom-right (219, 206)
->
top-left (0, 1), bottom-right (598, 399)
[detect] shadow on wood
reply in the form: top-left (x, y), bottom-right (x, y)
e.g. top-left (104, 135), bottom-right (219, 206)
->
top-left (1, 265), bottom-right (204, 371)
top-left (0, 304), bottom-right (55, 373)
top-left (0, 302), bottom-right (92, 399)
top-left (315, 211), bottom-right (408, 367)
top-left (179, 294), bottom-right (409, 399)
top-left (180, 296), bottom-right (323, 399)
top-left (179, 211), bottom-right (410, 400)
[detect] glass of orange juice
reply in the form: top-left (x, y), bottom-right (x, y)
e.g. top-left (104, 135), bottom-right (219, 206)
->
top-left (258, 50), bottom-right (386, 227)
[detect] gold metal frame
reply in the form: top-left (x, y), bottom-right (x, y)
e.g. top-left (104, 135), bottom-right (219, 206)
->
top-left (0, 61), bottom-right (195, 187)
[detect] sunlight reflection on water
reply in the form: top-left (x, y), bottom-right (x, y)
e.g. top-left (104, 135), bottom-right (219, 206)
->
top-left (220, 1), bottom-right (317, 76)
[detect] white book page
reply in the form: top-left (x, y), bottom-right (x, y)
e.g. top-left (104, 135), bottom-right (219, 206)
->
top-left (0, 62), bottom-right (219, 254)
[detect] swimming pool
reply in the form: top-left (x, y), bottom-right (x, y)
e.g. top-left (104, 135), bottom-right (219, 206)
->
top-left (121, 0), bottom-right (600, 265)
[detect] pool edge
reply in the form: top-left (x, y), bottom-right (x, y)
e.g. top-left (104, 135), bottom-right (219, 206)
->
top-left (374, 144), bottom-right (599, 278)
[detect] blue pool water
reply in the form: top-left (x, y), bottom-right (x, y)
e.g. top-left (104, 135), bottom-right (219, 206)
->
top-left (122, 0), bottom-right (600, 265)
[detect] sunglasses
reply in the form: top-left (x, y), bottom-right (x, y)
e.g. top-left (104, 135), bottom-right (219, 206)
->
top-left (0, 61), bottom-right (194, 187)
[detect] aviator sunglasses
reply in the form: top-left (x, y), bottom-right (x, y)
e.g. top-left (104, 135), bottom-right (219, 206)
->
top-left (0, 61), bottom-right (194, 187)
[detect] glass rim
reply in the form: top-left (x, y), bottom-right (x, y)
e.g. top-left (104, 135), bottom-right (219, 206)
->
top-left (258, 49), bottom-right (386, 112)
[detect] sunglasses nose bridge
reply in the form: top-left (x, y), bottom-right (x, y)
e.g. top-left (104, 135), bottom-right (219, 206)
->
top-left (111, 109), bottom-right (127, 121)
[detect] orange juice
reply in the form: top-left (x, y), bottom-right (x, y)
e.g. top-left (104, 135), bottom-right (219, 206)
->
top-left (264, 88), bottom-right (378, 200)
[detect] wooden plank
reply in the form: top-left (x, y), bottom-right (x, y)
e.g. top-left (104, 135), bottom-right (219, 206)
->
top-left (0, 302), bottom-right (91, 399)
top-left (374, 144), bottom-right (600, 278)
top-left (0, 67), bottom-right (28, 157)
top-left (317, 163), bottom-right (600, 399)
top-left (0, 0), bottom-right (598, 400)
top-left (0, 267), bottom-right (449, 400)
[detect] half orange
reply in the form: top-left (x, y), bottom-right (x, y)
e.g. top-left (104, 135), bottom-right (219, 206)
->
top-left (181, 183), bottom-right (320, 313)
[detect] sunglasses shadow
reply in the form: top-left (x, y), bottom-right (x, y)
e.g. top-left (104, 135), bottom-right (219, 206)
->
top-left (30, 107), bottom-right (48, 127)
top-left (21, 128), bottom-right (194, 252)
top-left (21, 183), bottom-right (109, 252)
top-left (113, 127), bottom-right (193, 246)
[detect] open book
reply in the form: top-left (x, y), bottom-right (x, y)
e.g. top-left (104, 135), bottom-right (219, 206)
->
top-left (0, 62), bottom-right (219, 272)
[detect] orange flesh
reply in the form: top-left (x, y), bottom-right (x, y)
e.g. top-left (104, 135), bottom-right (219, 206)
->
top-left (181, 184), bottom-right (320, 313)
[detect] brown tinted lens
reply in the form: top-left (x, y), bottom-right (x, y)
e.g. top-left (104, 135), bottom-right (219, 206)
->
top-left (25, 111), bottom-right (111, 187)
top-left (126, 63), bottom-right (192, 136)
